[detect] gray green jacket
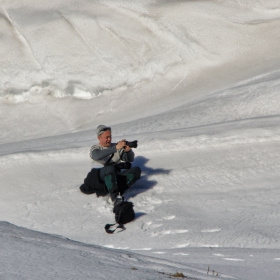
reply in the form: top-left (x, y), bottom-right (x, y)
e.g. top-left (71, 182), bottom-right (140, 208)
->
top-left (90, 143), bottom-right (135, 166)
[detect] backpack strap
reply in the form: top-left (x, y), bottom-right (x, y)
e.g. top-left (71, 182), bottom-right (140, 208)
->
top-left (104, 203), bottom-right (126, 234)
top-left (105, 223), bottom-right (125, 234)
top-left (104, 153), bottom-right (114, 166)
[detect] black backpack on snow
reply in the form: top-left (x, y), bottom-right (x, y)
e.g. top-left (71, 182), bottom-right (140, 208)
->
top-left (105, 201), bottom-right (135, 234)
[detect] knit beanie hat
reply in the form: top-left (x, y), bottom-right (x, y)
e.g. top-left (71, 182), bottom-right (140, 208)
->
top-left (96, 125), bottom-right (111, 136)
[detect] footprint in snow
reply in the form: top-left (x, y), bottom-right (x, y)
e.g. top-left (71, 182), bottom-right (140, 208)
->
top-left (224, 258), bottom-right (244, 262)
top-left (151, 229), bottom-right (188, 237)
top-left (141, 216), bottom-right (176, 232)
top-left (150, 223), bottom-right (163, 229)
top-left (137, 196), bottom-right (163, 211)
top-left (201, 228), bottom-right (221, 233)
top-left (163, 215), bottom-right (176, 220)
top-left (213, 253), bottom-right (224, 257)
top-left (104, 245), bottom-right (129, 250)
top-left (173, 243), bottom-right (190, 248)
top-left (173, 252), bottom-right (189, 256)
top-left (96, 204), bottom-right (112, 215)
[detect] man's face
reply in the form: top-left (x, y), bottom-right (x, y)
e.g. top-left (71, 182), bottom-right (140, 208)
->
top-left (98, 130), bottom-right (112, 147)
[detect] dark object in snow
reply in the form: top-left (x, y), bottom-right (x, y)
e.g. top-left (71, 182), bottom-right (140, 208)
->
top-left (105, 201), bottom-right (135, 234)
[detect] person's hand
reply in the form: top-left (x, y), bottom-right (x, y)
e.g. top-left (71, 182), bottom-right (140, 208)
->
top-left (123, 145), bottom-right (131, 152)
top-left (116, 139), bottom-right (126, 150)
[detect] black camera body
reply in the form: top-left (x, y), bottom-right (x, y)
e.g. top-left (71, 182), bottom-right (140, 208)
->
top-left (125, 140), bottom-right (138, 148)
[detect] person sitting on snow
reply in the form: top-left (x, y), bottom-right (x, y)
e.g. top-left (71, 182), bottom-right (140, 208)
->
top-left (89, 125), bottom-right (141, 205)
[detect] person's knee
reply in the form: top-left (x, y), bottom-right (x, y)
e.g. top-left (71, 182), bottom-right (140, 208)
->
top-left (126, 166), bottom-right (141, 186)
top-left (100, 165), bottom-right (116, 180)
top-left (133, 166), bottom-right (141, 178)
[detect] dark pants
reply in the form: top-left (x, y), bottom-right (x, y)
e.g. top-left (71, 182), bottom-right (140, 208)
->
top-left (99, 165), bottom-right (141, 196)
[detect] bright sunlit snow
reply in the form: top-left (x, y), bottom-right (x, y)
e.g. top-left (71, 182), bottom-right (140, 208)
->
top-left (1, 0), bottom-right (280, 279)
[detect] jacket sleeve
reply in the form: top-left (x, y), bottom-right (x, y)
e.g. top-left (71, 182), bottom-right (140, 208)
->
top-left (90, 145), bottom-right (117, 161)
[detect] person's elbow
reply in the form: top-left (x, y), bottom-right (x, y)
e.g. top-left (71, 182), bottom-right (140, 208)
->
top-left (91, 151), bottom-right (103, 161)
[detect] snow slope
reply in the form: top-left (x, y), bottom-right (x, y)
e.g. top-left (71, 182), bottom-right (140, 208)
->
top-left (3, 221), bottom-right (225, 280)
top-left (1, 0), bottom-right (280, 279)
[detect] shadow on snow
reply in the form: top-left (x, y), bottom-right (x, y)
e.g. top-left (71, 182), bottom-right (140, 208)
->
top-left (125, 156), bottom-right (172, 201)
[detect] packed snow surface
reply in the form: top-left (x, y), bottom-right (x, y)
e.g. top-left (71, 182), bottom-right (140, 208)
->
top-left (1, 0), bottom-right (280, 279)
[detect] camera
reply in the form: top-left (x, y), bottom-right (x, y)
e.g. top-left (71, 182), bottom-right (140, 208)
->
top-left (125, 140), bottom-right (138, 148)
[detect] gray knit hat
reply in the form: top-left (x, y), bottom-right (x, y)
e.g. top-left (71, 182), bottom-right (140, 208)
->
top-left (96, 125), bottom-right (111, 136)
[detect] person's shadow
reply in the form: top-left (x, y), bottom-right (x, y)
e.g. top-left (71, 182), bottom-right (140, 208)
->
top-left (124, 156), bottom-right (172, 201)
